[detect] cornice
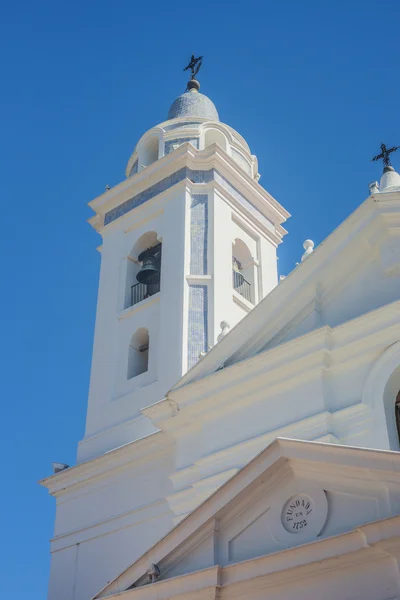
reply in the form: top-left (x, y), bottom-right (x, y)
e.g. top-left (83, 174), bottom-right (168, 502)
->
top-left (39, 430), bottom-right (169, 496)
top-left (145, 301), bottom-right (400, 433)
top-left (212, 180), bottom-right (284, 245)
top-left (94, 438), bottom-right (400, 598)
top-left (88, 144), bottom-right (289, 236)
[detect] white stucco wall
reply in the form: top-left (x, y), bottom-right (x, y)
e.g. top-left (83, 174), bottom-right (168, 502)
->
top-left (47, 438), bottom-right (175, 600)
top-left (45, 116), bottom-right (400, 600)
top-left (79, 160), bottom-right (279, 463)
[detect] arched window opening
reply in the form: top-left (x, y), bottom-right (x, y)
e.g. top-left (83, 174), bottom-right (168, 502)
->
top-left (382, 363), bottom-right (400, 450)
top-left (125, 232), bottom-right (162, 309)
top-left (138, 136), bottom-right (159, 169)
top-left (204, 129), bottom-right (227, 151)
top-left (232, 238), bottom-right (255, 304)
top-left (395, 391), bottom-right (400, 446)
top-left (128, 328), bottom-right (149, 380)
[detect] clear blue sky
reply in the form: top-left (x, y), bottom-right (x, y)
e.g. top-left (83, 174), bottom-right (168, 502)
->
top-left (1, 0), bottom-right (399, 597)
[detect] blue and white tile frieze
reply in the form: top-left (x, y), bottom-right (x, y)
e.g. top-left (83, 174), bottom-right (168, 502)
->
top-left (187, 285), bottom-right (208, 369)
top-left (190, 194), bottom-right (208, 275)
top-left (105, 168), bottom-right (187, 225)
top-left (105, 167), bottom-right (272, 231)
top-left (164, 122), bottom-right (202, 131)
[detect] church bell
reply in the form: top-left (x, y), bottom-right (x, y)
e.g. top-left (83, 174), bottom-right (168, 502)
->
top-left (136, 249), bottom-right (160, 284)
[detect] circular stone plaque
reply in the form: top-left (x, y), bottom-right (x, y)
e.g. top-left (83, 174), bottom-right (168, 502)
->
top-left (281, 494), bottom-right (315, 533)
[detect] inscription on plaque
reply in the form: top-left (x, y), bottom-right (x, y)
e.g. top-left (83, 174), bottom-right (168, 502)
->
top-left (282, 494), bottom-right (315, 533)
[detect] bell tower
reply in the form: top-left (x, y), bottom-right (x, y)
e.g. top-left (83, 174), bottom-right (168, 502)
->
top-left (79, 73), bottom-right (289, 463)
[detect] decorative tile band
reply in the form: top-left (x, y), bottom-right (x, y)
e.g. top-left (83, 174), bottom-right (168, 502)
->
top-left (104, 167), bottom-right (272, 231)
top-left (164, 138), bottom-right (199, 155)
top-left (187, 285), bottom-right (208, 369)
top-left (190, 194), bottom-right (208, 275)
top-left (105, 168), bottom-right (186, 225)
top-left (164, 122), bottom-right (203, 131)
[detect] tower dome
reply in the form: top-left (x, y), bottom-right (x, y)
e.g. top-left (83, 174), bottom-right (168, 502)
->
top-left (168, 87), bottom-right (219, 122)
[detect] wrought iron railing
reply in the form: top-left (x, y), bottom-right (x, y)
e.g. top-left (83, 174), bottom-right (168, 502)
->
top-left (232, 270), bottom-right (252, 303)
top-left (130, 273), bottom-right (160, 307)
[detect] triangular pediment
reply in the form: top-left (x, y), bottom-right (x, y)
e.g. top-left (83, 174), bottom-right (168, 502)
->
top-left (95, 439), bottom-right (400, 598)
top-left (172, 190), bottom-right (400, 388)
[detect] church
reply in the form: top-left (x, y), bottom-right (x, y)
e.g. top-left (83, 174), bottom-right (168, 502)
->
top-left (41, 59), bottom-right (400, 600)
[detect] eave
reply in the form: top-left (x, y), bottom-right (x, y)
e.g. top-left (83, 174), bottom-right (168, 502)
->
top-left (39, 430), bottom-right (168, 496)
top-left (142, 300), bottom-right (400, 431)
top-left (88, 143), bottom-right (289, 235)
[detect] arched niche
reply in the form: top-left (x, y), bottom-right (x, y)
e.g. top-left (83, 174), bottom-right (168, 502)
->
top-left (384, 365), bottom-right (400, 450)
top-left (362, 342), bottom-right (400, 449)
top-left (232, 238), bottom-right (255, 304)
top-left (204, 128), bottom-right (227, 151)
top-left (137, 135), bottom-right (159, 169)
top-left (128, 328), bottom-right (149, 380)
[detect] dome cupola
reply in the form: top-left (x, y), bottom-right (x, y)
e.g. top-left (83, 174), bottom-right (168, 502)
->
top-left (168, 84), bottom-right (219, 122)
top-left (168, 56), bottom-right (219, 122)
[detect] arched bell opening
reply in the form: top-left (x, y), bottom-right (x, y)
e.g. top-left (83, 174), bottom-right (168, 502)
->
top-left (124, 232), bottom-right (162, 309)
top-left (232, 238), bottom-right (255, 304)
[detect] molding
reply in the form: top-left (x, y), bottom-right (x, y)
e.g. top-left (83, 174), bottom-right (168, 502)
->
top-left (361, 341), bottom-right (400, 449)
top-left (118, 293), bottom-right (161, 321)
top-left (232, 290), bottom-right (253, 312)
top-left (171, 193), bottom-right (400, 390)
top-left (88, 144), bottom-right (289, 236)
top-left (186, 275), bottom-right (213, 282)
top-left (39, 430), bottom-right (169, 496)
top-left (362, 342), bottom-right (400, 410)
top-left (157, 303), bottom-right (400, 433)
top-left (50, 498), bottom-right (169, 552)
top-left (163, 404), bottom-right (370, 518)
top-left (94, 438), bottom-right (400, 598)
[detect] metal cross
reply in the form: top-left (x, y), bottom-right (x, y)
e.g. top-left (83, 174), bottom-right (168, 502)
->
top-left (371, 143), bottom-right (399, 168)
top-left (183, 55), bottom-right (203, 80)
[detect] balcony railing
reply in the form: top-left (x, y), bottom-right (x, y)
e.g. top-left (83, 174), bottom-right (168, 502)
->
top-left (232, 270), bottom-right (252, 303)
top-left (130, 273), bottom-right (160, 307)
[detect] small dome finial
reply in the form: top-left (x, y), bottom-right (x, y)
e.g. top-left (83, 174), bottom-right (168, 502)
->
top-left (187, 78), bottom-right (200, 92)
top-left (217, 321), bottom-right (230, 342)
top-left (301, 239), bottom-right (314, 262)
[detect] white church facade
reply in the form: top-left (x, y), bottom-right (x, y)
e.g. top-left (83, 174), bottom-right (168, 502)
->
top-left (41, 67), bottom-right (400, 600)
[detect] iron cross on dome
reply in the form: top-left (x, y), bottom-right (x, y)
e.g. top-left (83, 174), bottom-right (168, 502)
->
top-left (371, 143), bottom-right (399, 169)
top-left (183, 55), bottom-right (203, 80)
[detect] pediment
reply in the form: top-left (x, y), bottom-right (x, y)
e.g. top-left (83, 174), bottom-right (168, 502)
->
top-left (95, 439), bottom-right (400, 598)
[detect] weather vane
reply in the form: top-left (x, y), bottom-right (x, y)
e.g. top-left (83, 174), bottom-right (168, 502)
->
top-left (371, 143), bottom-right (399, 170)
top-left (183, 55), bottom-right (203, 81)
